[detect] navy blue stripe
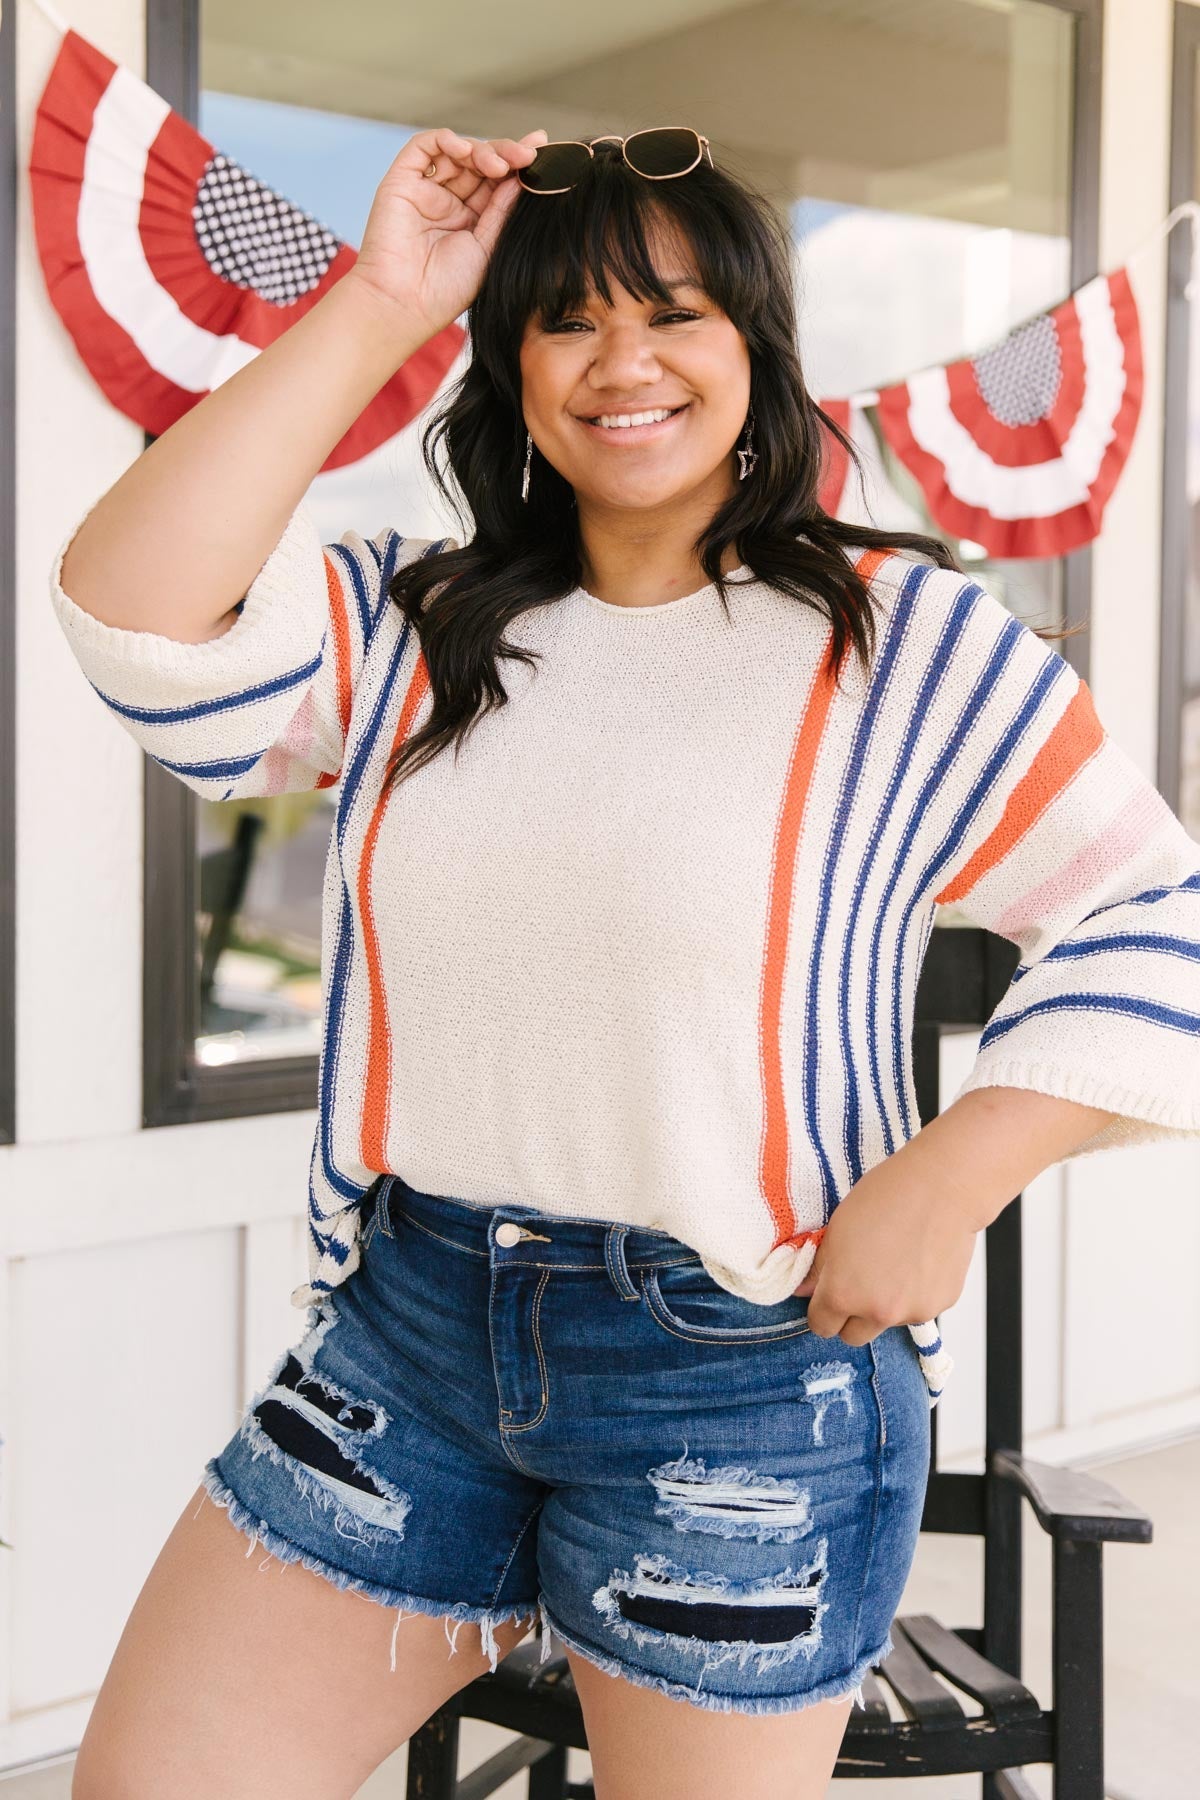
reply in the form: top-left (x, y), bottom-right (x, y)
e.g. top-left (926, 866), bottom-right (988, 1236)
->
top-left (859, 584), bottom-right (1003, 1151)
top-left (883, 600), bottom-right (1023, 1143)
top-left (306, 537), bottom-right (441, 1217)
top-left (811, 563), bottom-right (926, 1215)
top-left (313, 616), bottom-right (417, 1208)
top-left (1069, 868), bottom-right (1200, 928)
top-left (1125, 868), bottom-right (1200, 902)
top-left (881, 628), bottom-right (1070, 1134)
top-left (369, 530), bottom-right (404, 643)
top-left (154, 749), bottom-right (262, 780)
top-left (981, 989), bottom-right (1200, 1048)
top-left (839, 565), bottom-right (951, 1181)
top-left (91, 644), bottom-right (324, 725)
top-left (325, 540), bottom-right (374, 643)
top-left (1035, 930), bottom-right (1200, 966)
top-left (925, 642), bottom-right (1068, 895)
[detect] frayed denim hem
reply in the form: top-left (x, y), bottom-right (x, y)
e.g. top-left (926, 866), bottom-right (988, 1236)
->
top-left (199, 1458), bottom-right (542, 1675)
top-left (540, 1598), bottom-right (894, 1718)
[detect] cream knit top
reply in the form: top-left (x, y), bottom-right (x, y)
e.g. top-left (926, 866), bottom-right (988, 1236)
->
top-left (49, 504), bottom-right (1200, 1405)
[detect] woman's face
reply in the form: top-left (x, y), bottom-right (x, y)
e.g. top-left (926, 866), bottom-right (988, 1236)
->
top-left (518, 230), bottom-right (751, 520)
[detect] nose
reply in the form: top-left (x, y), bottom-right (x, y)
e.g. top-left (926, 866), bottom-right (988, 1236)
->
top-left (584, 330), bottom-right (666, 391)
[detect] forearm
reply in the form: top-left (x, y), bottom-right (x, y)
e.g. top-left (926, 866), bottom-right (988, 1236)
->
top-left (890, 1085), bottom-right (1118, 1232)
top-left (58, 275), bottom-right (433, 643)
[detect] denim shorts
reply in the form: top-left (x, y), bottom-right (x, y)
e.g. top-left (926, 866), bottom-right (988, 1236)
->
top-left (202, 1176), bottom-right (932, 1716)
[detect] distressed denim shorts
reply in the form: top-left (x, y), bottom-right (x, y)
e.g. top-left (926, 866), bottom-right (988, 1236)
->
top-left (202, 1176), bottom-right (932, 1716)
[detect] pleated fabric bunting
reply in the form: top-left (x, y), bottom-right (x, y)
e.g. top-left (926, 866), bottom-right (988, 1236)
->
top-left (28, 27), bottom-right (463, 469)
top-left (873, 269), bottom-right (1144, 558)
top-left (815, 397), bottom-right (853, 517)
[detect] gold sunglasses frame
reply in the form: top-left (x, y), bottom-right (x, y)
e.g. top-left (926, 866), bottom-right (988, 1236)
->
top-left (516, 129), bottom-right (714, 195)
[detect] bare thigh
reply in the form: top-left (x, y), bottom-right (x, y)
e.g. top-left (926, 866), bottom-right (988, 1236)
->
top-left (565, 1649), bottom-right (854, 1800)
top-left (72, 1485), bottom-right (532, 1800)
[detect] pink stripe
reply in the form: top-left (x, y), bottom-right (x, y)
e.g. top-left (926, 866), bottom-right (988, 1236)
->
top-left (994, 782), bottom-right (1172, 941)
top-left (280, 687), bottom-right (319, 759)
top-left (255, 744), bottom-right (293, 796)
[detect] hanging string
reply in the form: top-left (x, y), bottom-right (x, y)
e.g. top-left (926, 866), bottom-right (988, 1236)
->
top-left (842, 203), bottom-right (1200, 410)
top-left (1123, 197), bottom-right (1200, 292)
top-left (25, 0), bottom-right (72, 34)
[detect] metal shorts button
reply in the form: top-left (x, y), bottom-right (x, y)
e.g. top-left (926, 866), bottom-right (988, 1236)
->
top-left (495, 1221), bottom-right (524, 1247)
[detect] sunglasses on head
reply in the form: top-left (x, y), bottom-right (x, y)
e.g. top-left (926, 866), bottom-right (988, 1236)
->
top-left (517, 128), bottom-right (714, 194)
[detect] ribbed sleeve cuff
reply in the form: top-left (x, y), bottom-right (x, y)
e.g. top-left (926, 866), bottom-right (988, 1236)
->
top-left (48, 500), bottom-right (330, 706)
top-left (950, 1055), bottom-right (1200, 1156)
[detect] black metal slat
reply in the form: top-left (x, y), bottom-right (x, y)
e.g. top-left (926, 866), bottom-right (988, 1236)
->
top-left (899, 1614), bottom-right (1042, 1724)
top-left (405, 1703), bottom-right (461, 1798)
top-left (455, 1737), bottom-right (563, 1800)
top-left (873, 1620), bottom-right (968, 1731)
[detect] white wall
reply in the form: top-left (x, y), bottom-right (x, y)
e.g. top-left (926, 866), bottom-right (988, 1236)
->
top-left (3, 0), bottom-right (1199, 1765)
top-left (2, 0), bottom-right (321, 1762)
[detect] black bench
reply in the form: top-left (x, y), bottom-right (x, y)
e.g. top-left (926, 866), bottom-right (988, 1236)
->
top-left (405, 925), bottom-right (1153, 1799)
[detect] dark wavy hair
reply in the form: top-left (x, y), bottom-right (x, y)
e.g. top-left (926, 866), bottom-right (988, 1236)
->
top-left (382, 139), bottom-right (965, 793)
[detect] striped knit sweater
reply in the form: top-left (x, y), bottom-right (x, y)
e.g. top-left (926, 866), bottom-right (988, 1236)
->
top-left (49, 504), bottom-right (1200, 1406)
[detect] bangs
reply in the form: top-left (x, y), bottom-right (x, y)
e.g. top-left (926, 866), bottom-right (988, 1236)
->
top-left (479, 154), bottom-right (760, 342)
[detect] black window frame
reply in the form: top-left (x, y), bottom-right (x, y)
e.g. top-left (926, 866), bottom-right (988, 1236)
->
top-left (141, 0), bottom-right (1105, 1128)
top-left (1160, 0), bottom-right (1200, 815)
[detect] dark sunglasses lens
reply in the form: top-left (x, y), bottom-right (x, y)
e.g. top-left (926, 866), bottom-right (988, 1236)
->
top-left (623, 128), bottom-right (701, 177)
top-left (519, 142), bottom-right (593, 192)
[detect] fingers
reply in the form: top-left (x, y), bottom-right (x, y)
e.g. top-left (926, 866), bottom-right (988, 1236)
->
top-left (407, 128), bottom-right (545, 203)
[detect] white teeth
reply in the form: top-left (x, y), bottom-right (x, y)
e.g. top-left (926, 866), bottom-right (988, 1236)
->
top-left (589, 407), bottom-right (681, 429)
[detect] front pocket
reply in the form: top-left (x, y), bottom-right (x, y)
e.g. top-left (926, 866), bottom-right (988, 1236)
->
top-left (641, 1264), bottom-right (812, 1344)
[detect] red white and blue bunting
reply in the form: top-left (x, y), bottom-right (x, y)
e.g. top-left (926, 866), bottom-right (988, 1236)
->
top-left (27, 22), bottom-right (464, 471)
top-left (868, 268), bottom-right (1144, 558)
top-left (26, 7), bottom-right (1193, 556)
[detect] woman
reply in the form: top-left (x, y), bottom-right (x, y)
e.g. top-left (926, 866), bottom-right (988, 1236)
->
top-left (52, 127), bottom-right (1199, 1799)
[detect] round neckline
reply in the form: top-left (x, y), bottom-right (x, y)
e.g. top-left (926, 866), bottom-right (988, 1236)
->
top-left (575, 565), bottom-right (752, 614)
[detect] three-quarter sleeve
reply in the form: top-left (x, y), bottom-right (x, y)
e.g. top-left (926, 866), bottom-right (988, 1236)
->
top-left (48, 500), bottom-right (454, 800)
top-left (927, 584), bottom-right (1200, 1158)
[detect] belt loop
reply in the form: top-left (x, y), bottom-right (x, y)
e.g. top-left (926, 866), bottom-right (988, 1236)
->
top-left (604, 1224), bottom-right (640, 1300)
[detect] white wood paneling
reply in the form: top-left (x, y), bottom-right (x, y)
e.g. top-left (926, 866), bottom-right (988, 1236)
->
top-left (8, 1231), bottom-right (241, 1714)
top-left (936, 1028), bottom-right (1068, 1464)
top-left (241, 1216), bottom-right (315, 1410)
top-left (1, 1111), bottom-right (317, 1257)
top-left (15, 0), bottom-right (149, 1148)
top-left (1062, 1143), bottom-right (1200, 1427)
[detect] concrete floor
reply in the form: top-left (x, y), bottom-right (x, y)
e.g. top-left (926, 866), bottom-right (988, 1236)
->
top-left (3, 1434), bottom-right (1194, 1800)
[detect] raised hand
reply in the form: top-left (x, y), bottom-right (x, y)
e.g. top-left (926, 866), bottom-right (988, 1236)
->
top-left (349, 126), bottom-right (550, 338)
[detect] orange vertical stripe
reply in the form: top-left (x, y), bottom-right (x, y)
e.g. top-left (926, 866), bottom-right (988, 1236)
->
top-left (358, 656), bottom-right (431, 1170)
top-left (854, 547), bottom-right (893, 583)
top-left (935, 681), bottom-right (1104, 905)
top-left (314, 552), bottom-right (354, 789)
top-left (323, 551), bottom-right (354, 741)
top-left (758, 628), bottom-right (840, 1245)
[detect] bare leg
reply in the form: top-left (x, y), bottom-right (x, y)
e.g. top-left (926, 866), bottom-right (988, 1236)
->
top-left (72, 1486), bottom-right (533, 1800)
top-left (565, 1647), bottom-right (854, 1800)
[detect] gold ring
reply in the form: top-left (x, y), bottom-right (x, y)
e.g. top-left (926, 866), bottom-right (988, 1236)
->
top-left (423, 158), bottom-right (439, 179)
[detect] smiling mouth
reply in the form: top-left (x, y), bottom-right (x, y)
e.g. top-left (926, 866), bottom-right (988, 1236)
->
top-left (576, 404), bottom-right (691, 442)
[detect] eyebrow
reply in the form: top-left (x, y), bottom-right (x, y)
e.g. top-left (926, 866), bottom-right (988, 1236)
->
top-left (555, 276), bottom-right (706, 312)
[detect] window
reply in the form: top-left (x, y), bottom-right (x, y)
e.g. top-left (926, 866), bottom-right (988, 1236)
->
top-left (1162, 2), bottom-right (1200, 838)
top-left (143, 0), bottom-right (1102, 1124)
